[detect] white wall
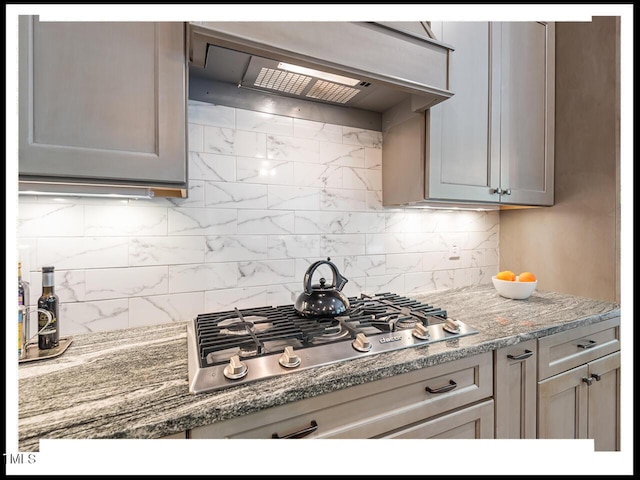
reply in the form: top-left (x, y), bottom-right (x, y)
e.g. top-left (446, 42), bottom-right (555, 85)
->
top-left (17, 101), bottom-right (499, 335)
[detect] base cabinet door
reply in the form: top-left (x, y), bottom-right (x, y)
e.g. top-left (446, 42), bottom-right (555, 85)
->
top-left (494, 339), bottom-right (537, 439)
top-left (538, 351), bottom-right (620, 451)
top-left (378, 400), bottom-right (494, 439)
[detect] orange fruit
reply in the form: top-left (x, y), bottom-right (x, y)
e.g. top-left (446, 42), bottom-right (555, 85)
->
top-left (518, 272), bottom-right (537, 282)
top-left (496, 270), bottom-right (516, 281)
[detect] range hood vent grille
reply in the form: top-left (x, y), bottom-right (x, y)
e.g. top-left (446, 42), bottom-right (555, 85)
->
top-left (306, 79), bottom-right (360, 104)
top-left (254, 67), bottom-right (312, 95)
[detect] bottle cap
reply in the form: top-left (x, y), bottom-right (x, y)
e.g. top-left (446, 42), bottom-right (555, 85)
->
top-left (42, 266), bottom-right (55, 273)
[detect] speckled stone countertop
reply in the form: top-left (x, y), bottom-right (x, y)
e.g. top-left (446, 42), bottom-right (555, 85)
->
top-left (18, 285), bottom-right (620, 451)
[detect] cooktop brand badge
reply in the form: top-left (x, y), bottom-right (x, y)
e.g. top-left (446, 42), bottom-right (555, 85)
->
top-left (379, 335), bottom-right (402, 344)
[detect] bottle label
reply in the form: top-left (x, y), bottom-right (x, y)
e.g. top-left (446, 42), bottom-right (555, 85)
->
top-left (39, 311), bottom-right (57, 334)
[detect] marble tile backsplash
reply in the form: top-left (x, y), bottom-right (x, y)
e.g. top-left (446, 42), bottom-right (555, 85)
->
top-left (17, 101), bottom-right (499, 335)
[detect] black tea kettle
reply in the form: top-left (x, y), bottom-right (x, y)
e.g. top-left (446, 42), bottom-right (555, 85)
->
top-left (294, 258), bottom-right (350, 318)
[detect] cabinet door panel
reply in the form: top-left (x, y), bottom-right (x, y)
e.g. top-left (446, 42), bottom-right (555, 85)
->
top-left (538, 364), bottom-right (588, 439)
top-left (499, 21), bottom-right (555, 205)
top-left (19, 17), bottom-right (187, 186)
top-left (428, 22), bottom-right (498, 203)
top-left (588, 352), bottom-right (620, 451)
top-left (494, 339), bottom-right (537, 439)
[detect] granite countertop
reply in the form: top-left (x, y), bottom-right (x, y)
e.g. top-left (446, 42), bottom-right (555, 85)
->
top-left (18, 285), bottom-right (620, 451)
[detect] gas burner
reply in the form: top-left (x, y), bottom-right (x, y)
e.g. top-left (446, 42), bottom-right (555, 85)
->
top-left (218, 315), bottom-right (272, 336)
top-left (308, 318), bottom-right (350, 344)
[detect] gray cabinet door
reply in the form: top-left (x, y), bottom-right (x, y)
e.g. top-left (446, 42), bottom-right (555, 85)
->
top-left (587, 352), bottom-right (620, 451)
top-left (19, 17), bottom-right (187, 188)
top-left (498, 22), bottom-right (555, 206)
top-left (427, 21), bottom-right (554, 206)
top-left (428, 21), bottom-right (499, 203)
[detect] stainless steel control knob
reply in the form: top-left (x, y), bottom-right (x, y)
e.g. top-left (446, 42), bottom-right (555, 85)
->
top-left (223, 355), bottom-right (248, 380)
top-left (352, 332), bottom-right (372, 352)
top-left (412, 322), bottom-right (430, 340)
top-left (279, 346), bottom-right (301, 368)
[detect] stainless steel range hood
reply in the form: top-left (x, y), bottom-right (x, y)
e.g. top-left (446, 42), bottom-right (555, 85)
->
top-left (188, 21), bottom-right (454, 131)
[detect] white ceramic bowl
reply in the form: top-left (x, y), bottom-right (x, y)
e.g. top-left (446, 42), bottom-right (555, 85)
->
top-left (491, 276), bottom-right (537, 300)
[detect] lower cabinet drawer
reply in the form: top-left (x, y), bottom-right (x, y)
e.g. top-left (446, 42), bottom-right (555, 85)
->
top-left (189, 352), bottom-right (493, 439)
top-left (537, 317), bottom-right (620, 380)
top-left (377, 399), bottom-right (495, 439)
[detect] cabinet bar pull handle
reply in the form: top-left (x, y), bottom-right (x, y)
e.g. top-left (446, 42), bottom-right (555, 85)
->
top-left (272, 420), bottom-right (318, 439)
top-left (582, 376), bottom-right (594, 386)
top-left (507, 349), bottom-right (533, 360)
top-left (425, 379), bottom-right (457, 394)
top-left (577, 339), bottom-right (597, 349)
top-left (591, 373), bottom-right (602, 381)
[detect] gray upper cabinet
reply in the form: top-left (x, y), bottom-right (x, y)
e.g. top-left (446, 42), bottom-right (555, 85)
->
top-left (19, 17), bottom-right (188, 196)
top-left (382, 21), bottom-right (555, 207)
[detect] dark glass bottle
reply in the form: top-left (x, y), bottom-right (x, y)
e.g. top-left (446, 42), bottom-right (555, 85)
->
top-left (38, 266), bottom-right (59, 350)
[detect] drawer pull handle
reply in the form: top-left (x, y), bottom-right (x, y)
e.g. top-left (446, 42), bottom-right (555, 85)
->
top-left (582, 376), bottom-right (594, 386)
top-left (272, 420), bottom-right (318, 439)
top-left (591, 373), bottom-right (602, 381)
top-left (507, 349), bottom-right (533, 360)
top-left (425, 379), bottom-right (457, 394)
top-left (577, 340), bottom-right (597, 349)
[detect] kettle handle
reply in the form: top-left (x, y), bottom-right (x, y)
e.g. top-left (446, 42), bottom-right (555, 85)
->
top-left (303, 258), bottom-right (349, 295)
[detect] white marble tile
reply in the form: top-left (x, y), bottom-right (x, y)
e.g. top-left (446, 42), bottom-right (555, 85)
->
top-left (266, 282), bottom-right (301, 307)
top-left (293, 118), bottom-right (342, 143)
top-left (205, 286), bottom-right (268, 312)
top-left (267, 134), bottom-right (319, 162)
top-left (342, 167), bottom-right (382, 191)
top-left (467, 228), bottom-right (499, 250)
top-left (167, 180), bottom-right (205, 208)
top-left (84, 205), bottom-right (167, 236)
top-left (237, 157), bottom-right (294, 185)
top-left (342, 126), bottom-right (383, 148)
top-left (188, 100), bottom-right (235, 128)
top-left (205, 235), bottom-right (268, 262)
top-left (404, 232), bottom-right (449, 253)
top-left (237, 259), bottom-right (296, 287)
top-left (268, 185), bottom-right (320, 210)
top-left (236, 110), bottom-right (293, 136)
top-left (235, 130), bottom-right (267, 158)
top-left (188, 123), bottom-right (204, 152)
top-left (365, 190), bottom-right (383, 210)
top-left (37, 237), bottom-right (129, 269)
top-left (365, 274), bottom-right (404, 295)
top-left (293, 163), bottom-right (342, 188)
top-left (85, 266), bottom-right (168, 301)
top-left (168, 207), bottom-right (238, 235)
top-left (204, 182), bottom-right (268, 209)
top-left (18, 203), bottom-right (85, 237)
top-left (320, 188), bottom-right (367, 211)
top-left (468, 249), bottom-right (485, 268)
top-left (320, 234), bottom-right (366, 256)
top-left (60, 299), bottom-right (129, 335)
top-left (129, 292), bottom-right (204, 327)
top-left (237, 210), bottom-right (295, 235)
top-left (319, 142), bottom-right (365, 167)
top-left (34, 269), bottom-right (86, 304)
top-left (294, 211), bottom-right (384, 234)
top-left (365, 233), bottom-right (405, 255)
top-left (203, 126), bottom-right (235, 155)
top-left (364, 147), bottom-right (382, 169)
top-left (169, 262), bottom-right (238, 293)
top-left (189, 152), bottom-right (236, 182)
top-left (465, 266), bottom-right (495, 286)
top-left (342, 276), bottom-right (365, 298)
top-left (343, 255), bottom-right (386, 277)
top-left (267, 235), bottom-right (320, 259)
top-left (129, 236), bottom-right (205, 266)
top-left (484, 248), bottom-right (499, 267)
top-left (386, 253), bottom-right (424, 274)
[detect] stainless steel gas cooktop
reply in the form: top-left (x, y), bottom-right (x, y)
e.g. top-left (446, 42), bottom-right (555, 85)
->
top-left (187, 292), bottom-right (477, 394)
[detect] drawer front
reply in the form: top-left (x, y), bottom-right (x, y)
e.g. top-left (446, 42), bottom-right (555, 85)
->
top-left (537, 317), bottom-right (620, 380)
top-left (190, 352), bottom-right (493, 439)
top-left (379, 399), bottom-right (495, 439)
